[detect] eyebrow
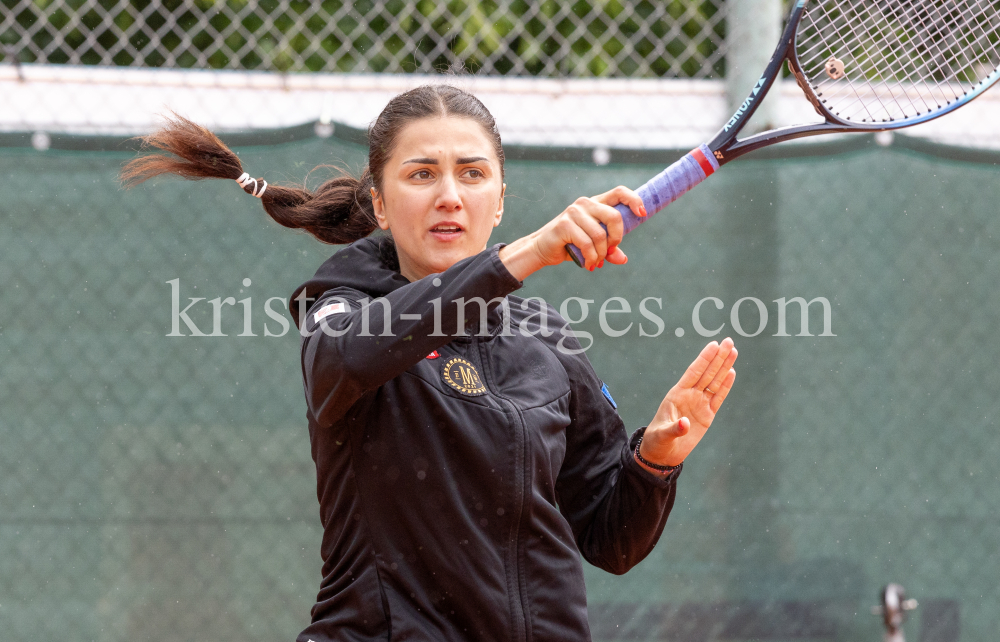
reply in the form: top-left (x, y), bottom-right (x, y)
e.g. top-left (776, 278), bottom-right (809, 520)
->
top-left (401, 156), bottom-right (490, 165)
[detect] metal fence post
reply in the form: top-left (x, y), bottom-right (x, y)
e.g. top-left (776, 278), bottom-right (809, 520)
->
top-left (726, 0), bottom-right (783, 134)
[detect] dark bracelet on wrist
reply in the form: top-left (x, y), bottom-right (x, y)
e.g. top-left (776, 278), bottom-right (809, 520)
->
top-left (634, 435), bottom-right (682, 473)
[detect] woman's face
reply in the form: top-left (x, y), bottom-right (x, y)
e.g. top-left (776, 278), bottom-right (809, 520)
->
top-left (372, 115), bottom-right (506, 282)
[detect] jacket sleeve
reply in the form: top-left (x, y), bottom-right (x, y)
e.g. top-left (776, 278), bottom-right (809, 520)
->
top-left (553, 334), bottom-right (682, 575)
top-left (300, 244), bottom-right (522, 427)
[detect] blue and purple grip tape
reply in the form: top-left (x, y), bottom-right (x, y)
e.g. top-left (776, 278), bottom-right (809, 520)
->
top-left (565, 143), bottom-right (719, 267)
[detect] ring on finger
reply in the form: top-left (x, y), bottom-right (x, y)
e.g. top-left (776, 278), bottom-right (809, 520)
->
top-left (705, 388), bottom-right (717, 395)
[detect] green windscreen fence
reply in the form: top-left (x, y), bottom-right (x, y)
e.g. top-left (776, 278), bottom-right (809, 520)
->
top-left (1, 132), bottom-right (997, 642)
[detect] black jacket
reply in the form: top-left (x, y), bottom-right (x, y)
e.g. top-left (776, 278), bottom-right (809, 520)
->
top-left (289, 238), bottom-right (681, 642)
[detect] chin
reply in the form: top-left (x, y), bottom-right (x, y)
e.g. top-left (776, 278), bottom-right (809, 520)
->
top-left (426, 245), bottom-right (478, 273)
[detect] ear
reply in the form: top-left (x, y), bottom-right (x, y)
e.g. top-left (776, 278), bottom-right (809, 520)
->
top-left (371, 187), bottom-right (389, 231)
top-left (493, 183), bottom-right (506, 228)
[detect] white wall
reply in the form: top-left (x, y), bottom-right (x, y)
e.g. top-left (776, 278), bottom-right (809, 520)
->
top-left (1, 64), bottom-right (997, 150)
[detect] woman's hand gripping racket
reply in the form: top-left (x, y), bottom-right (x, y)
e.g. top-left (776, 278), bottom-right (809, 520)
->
top-left (566, 0), bottom-right (1000, 266)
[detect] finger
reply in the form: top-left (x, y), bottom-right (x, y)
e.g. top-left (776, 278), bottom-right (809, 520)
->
top-left (560, 217), bottom-right (600, 269)
top-left (596, 185), bottom-right (647, 220)
top-left (567, 201), bottom-right (609, 264)
top-left (709, 369), bottom-right (736, 413)
top-left (705, 346), bottom-right (738, 394)
top-left (676, 340), bottom-right (721, 389)
top-left (584, 200), bottom-right (625, 250)
top-left (696, 345), bottom-right (731, 392)
top-left (658, 416), bottom-right (690, 440)
top-left (695, 336), bottom-right (734, 391)
top-left (606, 245), bottom-right (628, 265)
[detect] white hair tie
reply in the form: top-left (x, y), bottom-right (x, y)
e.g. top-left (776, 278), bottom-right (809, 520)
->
top-left (236, 172), bottom-right (268, 198)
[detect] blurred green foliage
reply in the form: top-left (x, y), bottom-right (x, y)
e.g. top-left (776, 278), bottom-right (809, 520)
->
top-left (0, 0), bottom-right (727, 78)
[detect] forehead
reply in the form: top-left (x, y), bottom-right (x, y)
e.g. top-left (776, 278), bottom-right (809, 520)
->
top-left (390, 116), bottom-right (498, 161)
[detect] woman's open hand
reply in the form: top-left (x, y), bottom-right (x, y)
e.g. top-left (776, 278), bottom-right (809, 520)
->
top-left (636, 337), bottom-right (738, 471)
top-left (498, 186), bottom-right (646, 280)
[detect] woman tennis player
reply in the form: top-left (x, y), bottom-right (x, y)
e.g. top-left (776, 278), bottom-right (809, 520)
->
top-left (122, 85), bottom-right (737, 642)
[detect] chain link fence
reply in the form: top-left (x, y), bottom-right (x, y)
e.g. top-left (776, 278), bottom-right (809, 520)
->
top-left (1, 3), bottom-right (1000, 642)
top-left (1, 135), bottom-right (997, 642)
top-left (2, 1), bottom-right (998, 151)
top-left (0, 0), bottom-right (733, 149)
top-left (2, 1), bottom-right (998, 152)
top-left (0, 0), bottom-right (727, 78)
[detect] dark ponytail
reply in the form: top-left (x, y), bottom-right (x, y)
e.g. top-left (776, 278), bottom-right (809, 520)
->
top-left (121, 85), bottom-right (503, 252)
top-left (120, 115), bottom-right (377, 245)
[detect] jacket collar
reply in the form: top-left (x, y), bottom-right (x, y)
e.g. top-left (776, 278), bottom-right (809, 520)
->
top-left (290, 237), bottom-right (510, 336)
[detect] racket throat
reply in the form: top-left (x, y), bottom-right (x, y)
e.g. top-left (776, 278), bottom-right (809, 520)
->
top-left (708, 0), bottom-right (809, 165)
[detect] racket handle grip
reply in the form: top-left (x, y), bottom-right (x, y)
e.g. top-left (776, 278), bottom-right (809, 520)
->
top-left (565, 143), bottom-right (718, 267)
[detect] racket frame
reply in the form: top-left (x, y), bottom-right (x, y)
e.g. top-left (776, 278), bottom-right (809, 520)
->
top-left (564, 0), bottom-right (1000, 267)
top-left (708, 0), bottom-right (1000, 166)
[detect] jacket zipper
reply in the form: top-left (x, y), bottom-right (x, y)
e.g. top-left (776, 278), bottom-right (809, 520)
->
top-left (474, 338), bottom-right (529, 642)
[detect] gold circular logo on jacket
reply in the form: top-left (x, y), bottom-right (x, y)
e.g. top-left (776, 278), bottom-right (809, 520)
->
top-left (441, 356), bottom-right (487, 396)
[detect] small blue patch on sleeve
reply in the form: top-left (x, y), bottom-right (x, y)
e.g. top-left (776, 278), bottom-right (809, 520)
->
top-left (600, 382), bottom-right (617, 409)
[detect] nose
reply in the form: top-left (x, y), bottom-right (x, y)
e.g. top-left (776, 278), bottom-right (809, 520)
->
top-left (435, 173), bottom-right (462, 212)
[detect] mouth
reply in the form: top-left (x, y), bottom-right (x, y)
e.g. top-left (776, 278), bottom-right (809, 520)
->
top-left (429, 222), bottom-right (464, 240)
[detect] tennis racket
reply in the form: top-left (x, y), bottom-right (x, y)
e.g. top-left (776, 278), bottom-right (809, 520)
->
top-left (566, 0), bottom-right (1000, 267)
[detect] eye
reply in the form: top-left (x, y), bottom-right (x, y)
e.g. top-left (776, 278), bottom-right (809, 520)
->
top-left (411, 169), bottom-right (433, 180)
top-left (464, 168), bottom-right (484, 179)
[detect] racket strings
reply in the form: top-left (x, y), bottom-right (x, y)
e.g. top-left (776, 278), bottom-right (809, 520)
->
top-left (832, 1), bottom-right (993, 99)
top-left (806, 7), bottom-right (913, 121)
top-left (798, 8), bottom-right (921, 120)
top-left (848, 4), bottom-right (964, 115)
top-left (817, 0), bottom-right (997, 120)
top-left (805, 2), bottom-right (975, 119)
top-left (933, 0), bottom-right (999, 79)
top-left (907, 1), bottom-right (995, 86)
top-left (844, 9), bottom-right (918, 118)
top-left (795, 0), bottom-right (1000, 124)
